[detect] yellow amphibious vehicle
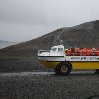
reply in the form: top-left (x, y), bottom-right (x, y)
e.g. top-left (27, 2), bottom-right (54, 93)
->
top-left (38, 43), bottom-right (99, 75)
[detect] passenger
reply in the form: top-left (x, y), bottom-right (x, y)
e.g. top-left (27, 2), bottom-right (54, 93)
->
top-left (82, 48), bottom-right (86, 56)
top-left (74, 47), bottom-right (79, 56)
top-left (69, 49), bottom-right (72, 56)
top-left (86, 48), bottom-right (90, 56)
top-left (71, 47), bottom-right (75, 56)
top-left (79, 48), bottom-right (83, 56)
top-left (90, 48), bottom-right (96, 56)
top-left (95, 48), bottom-right (99, 56)
top-left (65, 49), bottom-right (68, 55)
top-left (66, 49), bottom-right (72, 56)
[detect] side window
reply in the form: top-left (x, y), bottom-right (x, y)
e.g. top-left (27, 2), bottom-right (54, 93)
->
top-left (58, 48), bottom-right (63, 51)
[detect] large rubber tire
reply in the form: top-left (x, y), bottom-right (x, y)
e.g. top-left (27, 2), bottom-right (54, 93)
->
top-left (55, 62), bottom-right (71, 75)
top-left (95, 69), bottom-right (99, 74)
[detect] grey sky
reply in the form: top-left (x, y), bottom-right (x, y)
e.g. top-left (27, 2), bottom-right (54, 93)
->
top-left (0, 0), bottom-right (99, 42)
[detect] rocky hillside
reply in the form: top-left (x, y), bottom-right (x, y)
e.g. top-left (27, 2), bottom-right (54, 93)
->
top-left (0, 20), bottom-right (99, 72)
top-left (0, 20), bottom-right (99, 57)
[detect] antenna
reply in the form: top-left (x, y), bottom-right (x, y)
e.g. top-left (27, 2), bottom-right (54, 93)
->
top-left (60, 40), bottom-right (63, 45)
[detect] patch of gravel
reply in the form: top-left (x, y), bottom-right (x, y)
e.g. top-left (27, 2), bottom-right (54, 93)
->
top-left (0, 56), bottom-right (53, 72)
top-left (0, 73), bottom-right (99, 99)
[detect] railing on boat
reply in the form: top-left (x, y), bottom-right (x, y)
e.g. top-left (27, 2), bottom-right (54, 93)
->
top-left (38, 50), bottom-right (50, 56)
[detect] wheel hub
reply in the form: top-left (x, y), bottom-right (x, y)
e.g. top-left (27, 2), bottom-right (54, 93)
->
top-left (61, 65), bottom-right (68, 73)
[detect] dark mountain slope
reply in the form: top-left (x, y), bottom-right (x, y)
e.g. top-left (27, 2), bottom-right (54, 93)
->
top-left (0, 20), bottom-right (99, 72)
top-left (0, 28), bottom-right (62, 57)
top-left (0, 20), bottom-right (99, 57)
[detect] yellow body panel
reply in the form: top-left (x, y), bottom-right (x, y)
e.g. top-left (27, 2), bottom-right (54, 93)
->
top-left (39, 61), bottom-right (99, 69)
top-left (71, 62), bottom-right (99, 69)
top-left (40, 61), bottom-right (60, 68)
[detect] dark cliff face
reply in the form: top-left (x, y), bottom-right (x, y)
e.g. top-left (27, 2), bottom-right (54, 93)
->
top-left (0, 20), bottom-right (99, 57)
top-left (60, 21), bottom-right (98, 48)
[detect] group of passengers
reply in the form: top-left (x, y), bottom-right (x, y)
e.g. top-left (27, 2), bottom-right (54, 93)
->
top-left (65, 47), bottom-right (99, 56)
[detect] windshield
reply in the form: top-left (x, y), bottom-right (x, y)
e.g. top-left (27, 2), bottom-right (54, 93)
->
top-left (51, 48), bottom-right (57, 51)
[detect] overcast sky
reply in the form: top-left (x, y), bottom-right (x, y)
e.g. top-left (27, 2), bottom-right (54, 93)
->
top-left (0, 0), bottom-right (99, 42)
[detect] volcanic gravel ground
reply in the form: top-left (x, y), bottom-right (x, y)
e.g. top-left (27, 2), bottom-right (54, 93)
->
top-left (0, 57), bottom-right (53, 72)
top-left (0, 72), bottom-right (99, 99)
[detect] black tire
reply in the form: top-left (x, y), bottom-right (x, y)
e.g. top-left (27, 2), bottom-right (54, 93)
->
top-left (55, 62), bottom-right (72, 75)
top-left (95, 69), bottom-right (99, 74)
